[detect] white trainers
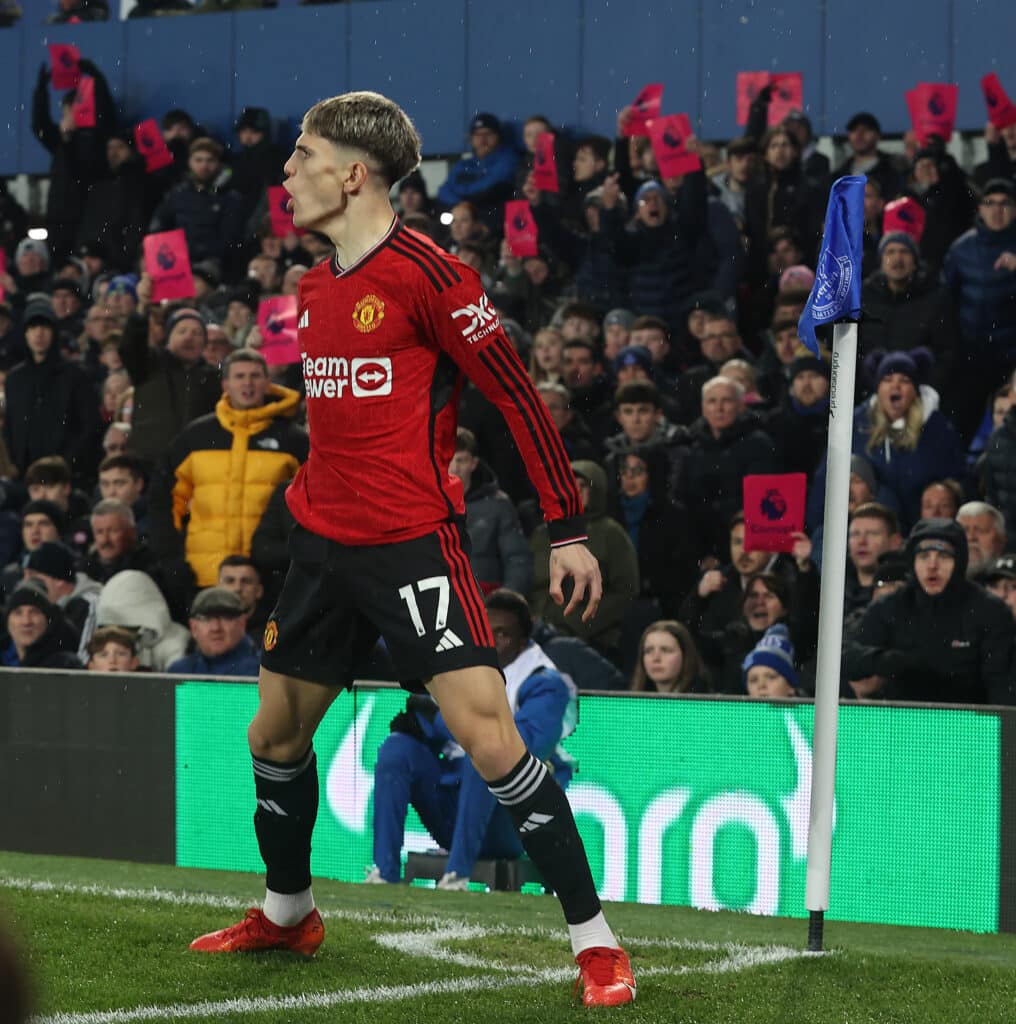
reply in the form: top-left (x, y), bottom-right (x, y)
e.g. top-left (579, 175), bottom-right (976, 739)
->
top-left (436, 871), bottom-right (470, 891)
top-left (364, 867), bottom-right (389, 884)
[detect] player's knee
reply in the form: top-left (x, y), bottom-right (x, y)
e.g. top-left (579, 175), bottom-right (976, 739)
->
top-left (247, 715), bottom-right (307, 763)
top-left (455, 713), bottom-right (518, 778)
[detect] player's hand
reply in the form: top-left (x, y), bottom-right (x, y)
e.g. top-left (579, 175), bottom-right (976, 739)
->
top-left (994, 251), bottom-right (1016, 273)
top-left (697, 569), bottom-right (724, 598)
top-left (549, 544), bottom-right (602, 623)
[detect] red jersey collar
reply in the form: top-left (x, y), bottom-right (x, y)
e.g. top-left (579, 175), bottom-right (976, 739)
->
top-left (330, 215), bottom-right (400, 278)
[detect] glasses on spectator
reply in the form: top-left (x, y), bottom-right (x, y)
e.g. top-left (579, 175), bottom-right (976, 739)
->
top-left (620, 465), bottom-right (647, 476)
top-left (979, 198), bottom-right (1015, 209)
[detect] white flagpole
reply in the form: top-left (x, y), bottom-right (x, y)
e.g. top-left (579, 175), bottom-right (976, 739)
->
top-left (805, 320), bottom-right (857, 951)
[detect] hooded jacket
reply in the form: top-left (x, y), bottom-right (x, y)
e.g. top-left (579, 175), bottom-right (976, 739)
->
top-left (2, 346), bottom-right (102, 485)
top-left (529, 460), bottom-right (639, 653)
top-left (94, 569), bottom-right (190, 672)
top-left (150, 385), bottom-right (308, 586)
top-left (463, 460), bottom-right (533, 595)
top-left (58, 572), bottom-right (104, 659)
top-left (0, 591), bottom-right (82, 669)
top-left (844, 518), bottom-right (1014, 705)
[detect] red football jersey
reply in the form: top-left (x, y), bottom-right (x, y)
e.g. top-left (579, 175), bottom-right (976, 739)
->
top-left (286, 218), bottom-right (585, 547)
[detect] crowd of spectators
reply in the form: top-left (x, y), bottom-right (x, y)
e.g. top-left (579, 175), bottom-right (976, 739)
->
top-left (2, 59), bottom-right (1016, 707)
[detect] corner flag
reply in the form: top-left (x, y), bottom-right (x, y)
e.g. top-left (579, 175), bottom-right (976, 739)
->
top-left (798, 175), bottom-right (866, 355)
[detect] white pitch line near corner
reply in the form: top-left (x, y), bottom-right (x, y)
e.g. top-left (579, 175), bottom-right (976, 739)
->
top-left (31, 975), bottom-right (524, 1024)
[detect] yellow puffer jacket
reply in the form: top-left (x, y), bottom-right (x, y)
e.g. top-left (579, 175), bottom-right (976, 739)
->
top-left (169, 384), bottom-right (308, 585)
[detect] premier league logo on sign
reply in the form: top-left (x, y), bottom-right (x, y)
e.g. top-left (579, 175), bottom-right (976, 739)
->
top-left (760, 488), bottom-right (788, 521)
top-left (157, 244), bottom-right (176, 271)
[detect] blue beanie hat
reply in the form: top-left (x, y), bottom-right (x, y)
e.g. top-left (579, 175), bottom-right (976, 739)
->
top-left (634, 180), bottom-right (667, 205)
top-left (613, 344), bottom-right (653, 376)
top-left (741, 624), bottom-right (800, 691)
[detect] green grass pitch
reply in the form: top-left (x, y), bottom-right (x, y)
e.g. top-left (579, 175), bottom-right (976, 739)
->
top-left (2, 850), bottom-right (1015, 1023)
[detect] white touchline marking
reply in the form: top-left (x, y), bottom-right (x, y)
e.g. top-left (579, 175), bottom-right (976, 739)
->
top-left (4, 874), bottom-right (823, 1024)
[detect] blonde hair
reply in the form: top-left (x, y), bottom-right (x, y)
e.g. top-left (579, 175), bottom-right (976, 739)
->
top-left (867, 393), bottom-right (924, 453)
top-left (302, 91), bottom-right (421, 187)
top-left (630, 620), bottom-right (705, 694)
top-left (528, 327), bottom-right (564, 385)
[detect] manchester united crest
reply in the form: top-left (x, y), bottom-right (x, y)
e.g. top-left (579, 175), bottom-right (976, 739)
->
top-left (263, 619), bottom-right (279, 652)
top-left (352, 294), bottom-right (385, 333)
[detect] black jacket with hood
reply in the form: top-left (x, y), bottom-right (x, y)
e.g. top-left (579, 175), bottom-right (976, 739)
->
top-left (844, 518), bottom-right (1015, 705)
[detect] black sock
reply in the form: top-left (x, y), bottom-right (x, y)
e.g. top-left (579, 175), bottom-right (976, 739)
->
top-left (488, 752), bottom-right (601, 925)
top-left (252, 748), bottom-right (319, 894)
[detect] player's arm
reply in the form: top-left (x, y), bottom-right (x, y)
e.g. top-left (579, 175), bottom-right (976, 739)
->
top-left (426, 269), bottom-right (601, 621)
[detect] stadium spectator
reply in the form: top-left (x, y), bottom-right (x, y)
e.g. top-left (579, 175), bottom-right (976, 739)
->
top-left (95, 570), bottom-right (190, 672)
top-left (217, 554), bottom-right (268, 641)
top-left (86, 624), bottom-right (141, 673)
top-left (629, 619), bottom-right (708, 693)
top-left (762, 354), bottom-right (831, 479)
top-left (117, 306), bottom-right (221, 464)
top-left (536, 383), bottom-right (599, 464)
top-left (149, 348), bottom-right (307, 590)
top-left (3, 299), bottom-right (101, 487)
top-left (24, 540), bottom-right (102, 657)
top-left (436, 113), bottom-right (519, 229)
top-left (530, 461), bottom-right (638, 661)
top-left (741, 623), bottom-right (802, 698)
top-left (859, 232), bottom-right (958, 391)
top-left (169, 586), bottom-right (260, 677)
top-left (605, 446), bottom-right (698, 621)
top-left (975, 120), bottom-right (1016, 189)
top-left (23, 456), bottom-right (92, 543)
top-left (845, 518), bottom-right (1015, 705)
top-left (674, 313), bottom-right (752, 424)
top-left (844, 503), bottom-right (903, 620)
top-left (675, 375), bottom-right (779, 558)
top-left (920, 479), bottom-right (964, 521)
top-left (0, 500), bottom-right (63, 600)
top-left (956, 501), bottom-right (1008, 578)
top-left (850, 349), bottom-right (966, 531)
top-left (709, 136), bottom-right (756, 224)
top-left (229, 107), bottom-right (285, 225)
top-left (48, 0), bottom-right (107, 22)
top-left (832, 111), bottom-right (903, 202)
top-left (527, 326), bottom-right (564, 386)
top-left (102, 422), bottom-right (132, 458)
top-left (76, 131), bottom-right (148, 272)
top-left (96, 454), bottom-right (148, 536)
top-left (974, 555), bottom-right (1016, 620)
top-left (31, 59), bottom-right (114, 262)
top-left (450, 428), bottom-right (532, 596)
top-left (782, 110), bottom-right (830, 187)
top-left (708, 551), bottom-right (818, 694)
top-left (603, 381), bottom-right (684, 462)
top-left (149, 137), bottom-right (245, 272)
top-left (368, 589), bottom-right (574, 888)
top-left (906, 140), bottom-right (977, 274)
top-left (0, 578), bottom-right (81, 669)
top-left (598, 170), bottom-right (709, 331)
top-left (943, 178), bottom-right (1016, 439)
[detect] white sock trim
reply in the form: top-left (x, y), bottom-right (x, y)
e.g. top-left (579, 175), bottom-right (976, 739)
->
top-left (263, 886), bottom-right (315, 927)
top-left (568, 910), bottom-right (618, 957)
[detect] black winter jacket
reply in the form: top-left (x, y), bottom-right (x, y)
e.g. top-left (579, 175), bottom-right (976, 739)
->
top-left (2, 348), bottom-right (101, 484)
top-left (981, 406), bottom-right (1016, 540)
top-left (149, 179), bottom-right (245, 270)
top-left (844, 518), bottom-right (1015, 705)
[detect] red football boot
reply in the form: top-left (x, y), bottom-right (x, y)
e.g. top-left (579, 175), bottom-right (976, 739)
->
top-left (189, 907), bottom-right (324, 957)
top-left (574, 946), bottom-right (637, 1007)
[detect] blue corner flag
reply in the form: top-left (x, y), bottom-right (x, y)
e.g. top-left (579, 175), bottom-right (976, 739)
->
top-left (798, 175), bottom-right (867, 355)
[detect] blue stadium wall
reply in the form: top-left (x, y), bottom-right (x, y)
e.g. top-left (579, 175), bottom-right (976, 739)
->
top-left (1, 0), bottom-right (1014, 176)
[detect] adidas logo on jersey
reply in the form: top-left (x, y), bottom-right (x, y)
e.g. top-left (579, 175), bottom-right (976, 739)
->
top-left (298, 309), bottom-right (309, 329)
top-left (434, 628), bottom-right (464, 652)
top-left (519, 811), bottom-right (554, 833)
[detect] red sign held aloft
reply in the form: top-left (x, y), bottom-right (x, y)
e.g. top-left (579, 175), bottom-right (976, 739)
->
top-left (71, 76), bottom-right (95, 128)
top-left (143, 230), bottom-right (195, 303)
top-left (257, 295), bottom-right (300, 366)
top-left (742, 473), bottom-right (807, 553)
top-left (981, 73), bottom-right (1016, 131)
top-left (49, 44), bottom-right (81, 90)
top-left (624, 83), bottom-right (664, 137)
top-left (736, 72), bottom-right (803, 127)
top-left (883, 196), bottom-right (927, 244)
top-left (532, 132), bottom-right (559, 193)
top-left (134, 119), bottom-right (174, 173)
top-left (267, 186), bottom-right (305, 238)
top-left (504, 200), bottom-right (538, 258)
top-left (648, 114), bottom-right (702, 178)
top-left (905, 83), bottom-right (958, 145)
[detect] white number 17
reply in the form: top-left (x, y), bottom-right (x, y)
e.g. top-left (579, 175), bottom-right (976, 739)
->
top-left (397, 576), bottom-right (450, 637)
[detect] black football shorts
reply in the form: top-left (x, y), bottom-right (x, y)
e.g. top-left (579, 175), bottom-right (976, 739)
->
top-left (260, 518), bottom-right (499, 691)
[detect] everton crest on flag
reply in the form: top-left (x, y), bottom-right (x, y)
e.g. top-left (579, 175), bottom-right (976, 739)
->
top-left (798, 175), bottom-right (866, 355)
